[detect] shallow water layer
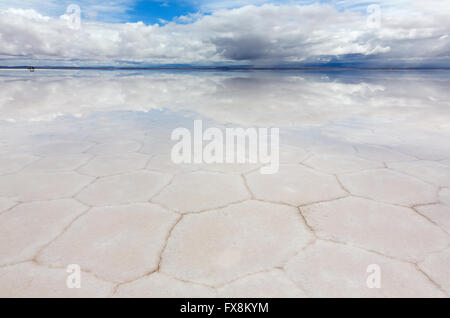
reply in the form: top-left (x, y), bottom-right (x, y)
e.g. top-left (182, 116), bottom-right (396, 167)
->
top-left (0, 70), bottom-right (449, 298)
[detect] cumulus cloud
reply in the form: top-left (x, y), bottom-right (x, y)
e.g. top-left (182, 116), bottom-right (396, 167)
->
top-left (0, 0), bottom-right (135, 22)
top-left (0, 1), bottom-right (449, 66)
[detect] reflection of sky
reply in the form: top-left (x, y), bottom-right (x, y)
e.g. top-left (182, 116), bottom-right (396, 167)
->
top-left (0, 70), bottom-right (449, 159)
top-left (0, 70), bottom-right (449, 128)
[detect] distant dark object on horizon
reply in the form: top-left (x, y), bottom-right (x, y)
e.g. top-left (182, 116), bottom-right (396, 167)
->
top-left (28, 66), bottom-right (35, 72)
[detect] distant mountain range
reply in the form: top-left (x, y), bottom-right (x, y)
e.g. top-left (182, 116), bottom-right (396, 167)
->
top-left (1, 66), bottom-right (450, 71)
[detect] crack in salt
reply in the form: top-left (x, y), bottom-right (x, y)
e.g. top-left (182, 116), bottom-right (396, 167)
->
top-left (111, 215), bottom-right (184, 296)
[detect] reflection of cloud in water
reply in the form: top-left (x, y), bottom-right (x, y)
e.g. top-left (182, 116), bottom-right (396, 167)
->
top-left (0, 71), bottom-right (449, 133)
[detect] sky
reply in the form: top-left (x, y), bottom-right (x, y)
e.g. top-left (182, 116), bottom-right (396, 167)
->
top-left (0, 0), bottom-right (449, 67)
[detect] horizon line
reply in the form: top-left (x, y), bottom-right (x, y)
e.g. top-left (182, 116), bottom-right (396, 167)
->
top-left (1, 66), bottom-right (450, 71)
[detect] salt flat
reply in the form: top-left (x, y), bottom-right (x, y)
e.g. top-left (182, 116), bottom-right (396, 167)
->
top-left (0, 70), bottom-right (449, 298)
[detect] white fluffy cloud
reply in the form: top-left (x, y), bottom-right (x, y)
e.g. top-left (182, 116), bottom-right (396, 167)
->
top-left (0, 0), bottom-right (135, 22)
top-left (0, 1), bottom-right (449, 66)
